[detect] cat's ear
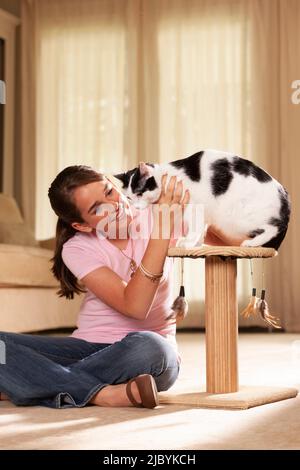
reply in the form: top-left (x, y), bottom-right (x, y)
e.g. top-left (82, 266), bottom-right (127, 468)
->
top-left (139, 161), bottom-right (152, 177)
top-left (113, 172), bottom-right (128, 188)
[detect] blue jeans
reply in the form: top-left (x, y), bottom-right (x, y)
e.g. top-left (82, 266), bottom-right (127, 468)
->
top-left (0, 330), bottom-right (180, 409)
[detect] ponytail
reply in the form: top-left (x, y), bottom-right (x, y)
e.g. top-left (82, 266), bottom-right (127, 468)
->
top-left (48, 165), bottom-right (104, 300)
top-left (51, 217), bottom-right (86, 299)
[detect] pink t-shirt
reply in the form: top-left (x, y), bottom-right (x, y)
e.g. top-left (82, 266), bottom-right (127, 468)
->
top-left (62, 206), bottom-right (178, 352)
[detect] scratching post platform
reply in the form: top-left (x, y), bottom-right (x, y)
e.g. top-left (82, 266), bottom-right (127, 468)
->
top-left (160, 246), bottom-right (298, 409)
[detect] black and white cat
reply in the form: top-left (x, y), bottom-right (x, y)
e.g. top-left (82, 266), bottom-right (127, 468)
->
top-left (114, 149), bottom-right (290, 250)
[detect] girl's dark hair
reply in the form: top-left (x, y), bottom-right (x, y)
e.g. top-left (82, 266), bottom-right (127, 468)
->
top-left (48, 165), bottom-right (104, 299)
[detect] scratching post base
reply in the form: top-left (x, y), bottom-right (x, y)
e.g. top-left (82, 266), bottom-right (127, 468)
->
top-left (159, 386), bottom-right (298, 410)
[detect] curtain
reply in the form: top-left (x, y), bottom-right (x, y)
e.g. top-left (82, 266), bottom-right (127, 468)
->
top-left (22, 0), bottom-right (143, 239)
top-left (144, 0), bottom-right (252, 326)
top-left (274, 0), bottom-right (300, 331)
top-left (21, 0), bottom-right (300, 330)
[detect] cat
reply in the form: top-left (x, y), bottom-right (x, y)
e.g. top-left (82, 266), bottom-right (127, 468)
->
top-left (114, 149), bottom-right (290, 250)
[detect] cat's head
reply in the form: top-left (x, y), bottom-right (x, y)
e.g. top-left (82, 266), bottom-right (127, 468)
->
top-left (114, 162), bottom-right (160, 209)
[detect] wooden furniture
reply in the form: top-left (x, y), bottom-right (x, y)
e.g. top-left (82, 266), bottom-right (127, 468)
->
top-left (0, 193), bottom-right (82, 333)
top-left (160, 246), bottom-right (298, 409)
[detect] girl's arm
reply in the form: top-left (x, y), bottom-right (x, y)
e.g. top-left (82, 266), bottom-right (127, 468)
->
top-left (81, 176), bottom-right (190, 320)
top-left (81, 237), bottom-right (170, 321)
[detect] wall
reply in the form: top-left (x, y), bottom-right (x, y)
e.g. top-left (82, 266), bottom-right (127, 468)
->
top-left (0, 0), bottom-right (21, 17)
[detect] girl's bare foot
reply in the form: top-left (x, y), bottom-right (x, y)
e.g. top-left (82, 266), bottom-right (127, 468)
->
top-left (89, 382), bottom-right (141, 407)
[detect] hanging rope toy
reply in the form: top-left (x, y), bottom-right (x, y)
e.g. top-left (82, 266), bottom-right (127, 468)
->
top-left (241, 259), bottom-right (281, 329)
top-left (241, 287), bottom-right (259, 318)
top-left (168, 258), bottom-right (189, 322)
top-left (241, 260), bottom-right (259, 319)
top-left (257, 288), bottom-right (281, 329)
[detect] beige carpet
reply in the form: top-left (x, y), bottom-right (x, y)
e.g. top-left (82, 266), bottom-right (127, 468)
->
top-left (1, 332), bottom-right (300, 450)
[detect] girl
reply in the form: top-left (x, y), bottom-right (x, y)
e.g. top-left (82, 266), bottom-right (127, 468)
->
top-left (0, 165), bottom-right (190, 409)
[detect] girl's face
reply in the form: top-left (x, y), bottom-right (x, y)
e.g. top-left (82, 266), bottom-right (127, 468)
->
top-left (71, 177), bottom-right (133, 237)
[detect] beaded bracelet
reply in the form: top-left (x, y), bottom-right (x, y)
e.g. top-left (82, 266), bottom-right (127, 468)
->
top-left (138, 262), bottom-right (164, 283)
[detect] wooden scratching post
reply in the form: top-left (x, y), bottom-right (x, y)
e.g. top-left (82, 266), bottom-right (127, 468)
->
top-left (160, 246), bottom-right (298, 409)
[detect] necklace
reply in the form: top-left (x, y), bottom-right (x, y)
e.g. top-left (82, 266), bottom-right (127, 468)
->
top-left (117, 237), bottom-right (137, 278)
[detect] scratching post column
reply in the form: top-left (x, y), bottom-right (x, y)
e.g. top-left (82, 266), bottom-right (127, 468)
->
top-left (205, 256), bottom-right (238, 393)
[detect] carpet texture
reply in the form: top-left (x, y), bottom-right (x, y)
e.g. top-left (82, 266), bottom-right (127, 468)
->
top-left (1, 332), bottom-right (300, 450)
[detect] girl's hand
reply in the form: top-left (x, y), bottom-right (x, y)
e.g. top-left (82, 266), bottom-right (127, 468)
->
top-left (158, 174), bottom-right (190, 204)
top-left (152, 174), bottom-right (190, 239)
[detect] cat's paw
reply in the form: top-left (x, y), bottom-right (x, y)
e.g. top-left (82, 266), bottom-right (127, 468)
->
top-left (175, 237), bottom-right (186, 248)
top-left (176, 237), bottom-right (200, 249)
top-left (240, 239), bottom-right (258, 247)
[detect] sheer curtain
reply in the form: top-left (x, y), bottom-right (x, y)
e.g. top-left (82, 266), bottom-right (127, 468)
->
top-left (21, 0), bottom-right (300, 329)
top-left (22, 0), bottom-right (142, 240)
top-left (143, 0), bottom-right (256, 325)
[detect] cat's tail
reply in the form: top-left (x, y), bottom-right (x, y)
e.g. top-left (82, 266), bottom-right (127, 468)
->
top-left (262, 225), bottom-right (289, 251)
top-left (262, 186), bottom-right (290, 250)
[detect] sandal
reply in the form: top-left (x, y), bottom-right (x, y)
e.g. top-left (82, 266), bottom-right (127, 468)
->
top-left (126, 374), bottom-right (159, 409)
top-left (0, 392), bottom-right (9, 401)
